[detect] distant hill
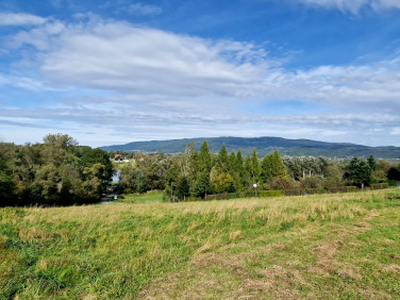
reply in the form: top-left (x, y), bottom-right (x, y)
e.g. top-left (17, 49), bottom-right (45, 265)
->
top-left (100, 136), bottom-right (400, 158)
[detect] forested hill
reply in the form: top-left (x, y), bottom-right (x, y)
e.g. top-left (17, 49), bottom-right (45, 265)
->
top-left (101, 136), bottom-right (400, 158)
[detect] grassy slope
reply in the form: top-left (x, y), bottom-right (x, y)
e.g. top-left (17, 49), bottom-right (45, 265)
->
top-left (1, 190), bottom-right (399, 299)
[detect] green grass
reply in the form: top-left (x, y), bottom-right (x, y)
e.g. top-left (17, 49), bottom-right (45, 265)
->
top-left (117, 191), bottom-right (164, 204)
top-left (1, 189), bottom-right (399, 299)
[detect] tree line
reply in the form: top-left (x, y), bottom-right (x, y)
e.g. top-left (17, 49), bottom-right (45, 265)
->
top-left (116, 141), bottom-right (400, 202)
top-left (0, 134), bottom-right (112, 206)
top-left (2, 136), bottom-right (400, 206)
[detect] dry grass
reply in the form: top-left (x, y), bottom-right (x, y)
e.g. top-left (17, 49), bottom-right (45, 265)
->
top-left (1, 189), bottom-right (399, 299)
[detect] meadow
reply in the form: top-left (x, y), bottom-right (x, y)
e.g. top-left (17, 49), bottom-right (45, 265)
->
top-left (116, 191), bottom-right (164, 204)
top-left (1, 189), bottom-right (399, 299)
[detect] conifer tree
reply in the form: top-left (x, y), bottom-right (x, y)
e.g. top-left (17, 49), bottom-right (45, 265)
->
top-left (250, 148), bottom-right (261, 183)
top-left (261, 150), bottom-right (286, 182)
top-left (216, 144), bottom-right (229, 173)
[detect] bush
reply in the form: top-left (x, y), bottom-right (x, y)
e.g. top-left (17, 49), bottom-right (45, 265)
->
top-left (327, 186), bottom-right (358, 193)
top-left (387, 180), bottom-right (398, 187)
top-left (271, 175), bottom-right (295, 190)
top-left (303, 188), bottom-right (322, 195)
top-left (283, 188), bottom-right (303, 196)
top-left (370, 183), bottom-right (388, 190)
top-left (300, 176), bottom-right (323, 189)
top-left (346, 186), bottom-right (358, 192)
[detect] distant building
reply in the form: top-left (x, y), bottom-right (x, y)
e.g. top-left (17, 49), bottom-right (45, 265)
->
top-left (114, 154), bottom-right (131, 163)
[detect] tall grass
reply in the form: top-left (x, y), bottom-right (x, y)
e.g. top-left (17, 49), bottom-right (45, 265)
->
top-left (1, 189), bottom-right (399, 299)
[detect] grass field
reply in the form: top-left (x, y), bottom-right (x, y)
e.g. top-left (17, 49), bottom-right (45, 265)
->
top-left (116, 191), bottom-right (164, 204)
top-left (1, 189), bottom-right (400, 299)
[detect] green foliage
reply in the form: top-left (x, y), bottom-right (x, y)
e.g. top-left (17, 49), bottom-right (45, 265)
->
top-left (0, 151), bottom-right (14, 206)
top-left (271, 175), bottom-right (295, 190)
top-left (120, 191), bottom-right (163, 203)
top-left (283, 156), bottom-right (330, 180)
top-left (135, 153), bottom-right (171, 191)
top-left (370, 183), bottom-right (388, 190)
top-left (300, 176), bottom-right (323, 189)
top-left (261, 150), bottom-right (287, 183)
top-left (80, 147), bottom-right (113, 182)
top-left (163, 164), bottom-right (181, 202)
top-left (192, 171), bottom-right (211, 198)
top-left (119, 164), bottom-right (145, 194)
top-left (367, 155), bottom-right (377, 171)
top-left (387, 165), bottom-right (400, 181)
top-left (249, 148), bottom-right (261, 183)
top-left (216, 144), bottom-right (229, 173)
top-left (177, 176), bottom-right (190, 200)
top-left (210, 169), bottom-right (233, 194)
top-left (345, 157), bottom-right (373, 188)
top-left (181, 196), bottom-right (202, 202)
top-left (373, 160), bottom-right (390, 182)
top-left (199, 141), bottom-right (212, 172)
top-left (0, 134), bottom-right (112, 206)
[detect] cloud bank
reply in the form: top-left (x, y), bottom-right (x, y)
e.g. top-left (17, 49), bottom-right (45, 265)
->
top-left (0, 13), bottom-right (399, 146)
top-left (294, 0), bottom-right (400, 14)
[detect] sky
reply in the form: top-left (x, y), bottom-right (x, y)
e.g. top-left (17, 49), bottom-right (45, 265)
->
top-left (0, 0), bottom-right (400, 147)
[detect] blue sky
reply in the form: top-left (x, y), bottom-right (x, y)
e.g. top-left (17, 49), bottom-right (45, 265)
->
top-left (0, 0), bottom-right (400, 147)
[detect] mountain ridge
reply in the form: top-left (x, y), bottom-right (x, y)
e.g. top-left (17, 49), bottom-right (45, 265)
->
top-left (100, 136), bottom-right (400, 158)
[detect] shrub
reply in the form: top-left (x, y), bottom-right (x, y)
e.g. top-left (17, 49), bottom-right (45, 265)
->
top-left (283, 188), bottom-right (303, 196)
top-left (387, 180), bottom-right (398, 187)
top-left (327, 186), bottom-right (358, 193)
top-left (370, 183), bottom-right (388, 190)
top-left (300, 176), bottom-right (323, 189)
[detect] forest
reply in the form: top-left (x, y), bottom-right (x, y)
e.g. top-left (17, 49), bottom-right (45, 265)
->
top-left (1, 135), bottom-right (400, 206)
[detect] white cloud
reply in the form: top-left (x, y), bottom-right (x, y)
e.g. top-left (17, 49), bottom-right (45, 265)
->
top-left (390, 127), bottom-right (400, 135)
top-left (294, 0), bottom-right (400, 13)
top-left (5, 15), bottom-right (400, 109)
top-left (2, 14), bottom-right (400, 146)
top-left (99, 1), bottom-right (163, 16)
top-left (127, 3), bottom-right (163, 16)
top-left (9, 17), bottom-right (270, 99)
top-left (0, 12), bottom-right (47, 26)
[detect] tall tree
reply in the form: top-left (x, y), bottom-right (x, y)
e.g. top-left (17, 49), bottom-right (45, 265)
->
top-left (216, 144), bottom-right (229, 173)
top-left (177, 176), bottom-right (190, 200)
top-left (235, 150), bottom-right (249, 190)
top-left (249, 148), bottom-right (261, 183)
top-left (0, 151), bottom-right (14, 206)
top-left (261, 150), bottom-right (286, 183)
top-left (367, 155), bottom-right (377, 171)
top-left (198, 141), bottom-right (212, 172)
top-left (191, 141), bottom-right (212, 198)
top-left (344, 157), bottom-right (372, 188)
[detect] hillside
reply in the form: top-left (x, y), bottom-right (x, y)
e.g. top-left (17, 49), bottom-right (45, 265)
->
top-left (1, 189), bottom-right (399, 298)
top-left (101, 136), bottom-right (400, 158)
